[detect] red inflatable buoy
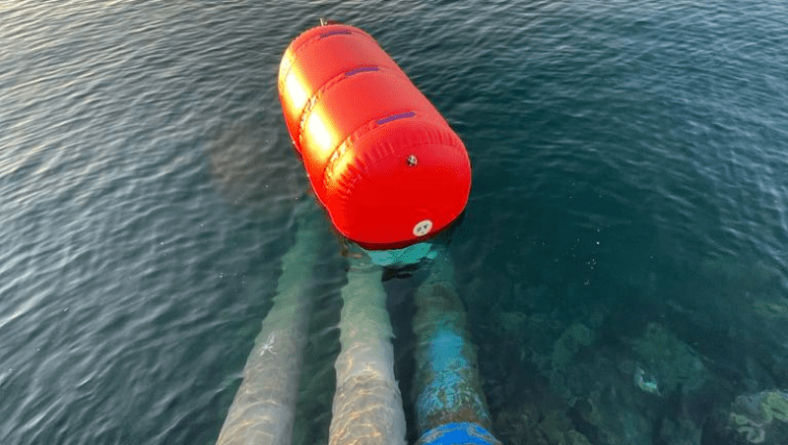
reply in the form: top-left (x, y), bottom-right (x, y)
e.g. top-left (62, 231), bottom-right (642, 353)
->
top-left (278, 24), bottom-right (471, 250)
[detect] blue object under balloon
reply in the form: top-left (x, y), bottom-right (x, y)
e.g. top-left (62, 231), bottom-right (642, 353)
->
top-left (364, 241), bottom-right (437, 266)
top-left (418, 422), bottom-right (499, 445)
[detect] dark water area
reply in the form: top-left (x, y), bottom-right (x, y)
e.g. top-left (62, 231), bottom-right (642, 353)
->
top-left (2, 1), bottom-right (787, 444)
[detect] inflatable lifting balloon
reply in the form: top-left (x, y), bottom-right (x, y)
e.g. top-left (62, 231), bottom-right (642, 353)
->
top-left (213, 22), bottom-right (501, 445)
top-left (278, 23), bottom-right (471, 250)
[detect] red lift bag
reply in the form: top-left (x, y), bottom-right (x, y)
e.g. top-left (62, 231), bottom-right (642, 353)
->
top-left (278, 24), bottom-right (471, 250)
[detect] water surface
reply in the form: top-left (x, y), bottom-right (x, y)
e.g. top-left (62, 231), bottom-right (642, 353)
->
top-left (1, 1), bottom-right (787, 444)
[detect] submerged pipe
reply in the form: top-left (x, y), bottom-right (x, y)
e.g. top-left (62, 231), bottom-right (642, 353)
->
top-left (328, 256), bottom-right (407, 445)
top-left (413, 248), bottom-right (502, 445)
top-left (216, 200), bottom-right (326, 445)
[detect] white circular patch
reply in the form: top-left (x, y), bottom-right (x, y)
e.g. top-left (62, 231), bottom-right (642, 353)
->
top-left (412, 219), bottom-right (433, 237)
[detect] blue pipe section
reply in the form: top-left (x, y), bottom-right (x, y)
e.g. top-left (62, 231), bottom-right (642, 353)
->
top-left (412, 248), bottom-right (503, 445)
top-left (417, 422), bottom-right (499, 445)
top-left (415, 328), bottom-right (488, 423)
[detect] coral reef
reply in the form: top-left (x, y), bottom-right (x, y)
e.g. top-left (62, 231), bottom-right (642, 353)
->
top-left (495, 404), bottom-right (593, 445)
top-left (728, 389), bottom-right (788, 444)
top-left (491, 304), bottom-right (716, 445)
top-left (633, 365), bottom-right (660, 396)
top-left (551, 323), bottom-right (594, 370)
top-left (486, 251), bottom-right (788, 445)
top-left (628, 322), bottom-right (708, 395)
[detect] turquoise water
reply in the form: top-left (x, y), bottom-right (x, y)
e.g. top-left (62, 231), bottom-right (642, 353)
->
top-left (1, 1), bottom-right (787, 444)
